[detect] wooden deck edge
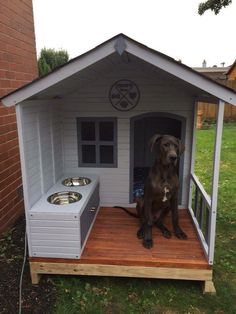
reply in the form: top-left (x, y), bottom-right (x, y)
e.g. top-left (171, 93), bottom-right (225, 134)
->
top-left (29, 257), bottom-right (211, 270)
top-left (30, 261), bottom-right (213, 284)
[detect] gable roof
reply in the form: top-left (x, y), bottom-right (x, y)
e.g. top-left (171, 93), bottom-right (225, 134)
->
top-left (193, 66), bottom-right (228, 81)
top-left (1, 33), bottom-right (236, 107)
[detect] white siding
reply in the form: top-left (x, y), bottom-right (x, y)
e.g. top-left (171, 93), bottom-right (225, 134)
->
top-left (62, 70), bottom-right (194, 207)
top-left (38, 108), bottom-right (54, 192)
top-left (29, 211), bottom-right (80, 258)
top-left (21, 102), bottom-right (63, 207)
top-left (22, 104), bottom-right (42, 207)
top-left (51, 105), bottom-right (63, 181)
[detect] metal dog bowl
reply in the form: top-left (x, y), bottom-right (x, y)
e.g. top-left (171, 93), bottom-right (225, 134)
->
top-left (62, 177), bottom-right (91, 187)
top-left (47, 191), bottom-right (82, 205)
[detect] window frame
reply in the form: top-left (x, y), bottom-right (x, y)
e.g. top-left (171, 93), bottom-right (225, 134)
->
top-left (77, 117), bottom-right (117, 168)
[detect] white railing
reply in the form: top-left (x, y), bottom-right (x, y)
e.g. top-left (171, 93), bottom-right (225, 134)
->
top-left (188, 100), bottom-right (225, 266)
top-left (188, 173), bottom-right (212, 264)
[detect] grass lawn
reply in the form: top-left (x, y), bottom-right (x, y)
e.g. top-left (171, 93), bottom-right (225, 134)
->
top-left (50, 123), bottom-right (236, 314)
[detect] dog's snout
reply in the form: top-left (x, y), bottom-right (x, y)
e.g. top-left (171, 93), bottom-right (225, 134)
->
top-left (169, 155), bottom-right (177, 162)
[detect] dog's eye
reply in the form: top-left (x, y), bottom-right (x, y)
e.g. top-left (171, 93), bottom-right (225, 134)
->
top-left (163, 143), bottom-right (169, 147)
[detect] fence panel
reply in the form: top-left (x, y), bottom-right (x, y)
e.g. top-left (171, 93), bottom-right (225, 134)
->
top-left (198, 80), bottom-right (236, 122)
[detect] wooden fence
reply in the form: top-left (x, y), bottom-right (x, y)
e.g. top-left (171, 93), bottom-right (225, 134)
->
top-left (198, 80), bottom-right (236, 122)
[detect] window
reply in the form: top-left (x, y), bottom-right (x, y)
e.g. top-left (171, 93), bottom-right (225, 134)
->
top-left (77, 118), bottom-right (117, 167)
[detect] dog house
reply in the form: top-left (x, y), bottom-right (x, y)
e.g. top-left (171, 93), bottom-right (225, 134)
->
top-left (1, 34), bottom-right (236, 293)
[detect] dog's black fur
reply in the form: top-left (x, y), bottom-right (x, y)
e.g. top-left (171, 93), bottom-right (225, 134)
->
top-left (115, 134), bottom-right (187, 249)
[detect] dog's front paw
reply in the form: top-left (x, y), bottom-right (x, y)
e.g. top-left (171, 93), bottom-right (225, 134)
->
top-left (162, 229), bottom-right (172, 239)
top-left (137, 228), bottom-right (144, 239)
top-left (143, 238), bottom-right (153, 249)
top-left (175, 228), bottom-right (187, 240)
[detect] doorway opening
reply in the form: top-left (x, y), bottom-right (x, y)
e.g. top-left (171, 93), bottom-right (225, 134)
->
top-left (130, 113), bottom-right (186, 203)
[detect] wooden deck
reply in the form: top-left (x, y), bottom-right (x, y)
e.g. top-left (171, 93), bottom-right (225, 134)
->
top-left (80, 207), bottom-right (209, 269)
top-left (29, 207), bottom-right (215, 293)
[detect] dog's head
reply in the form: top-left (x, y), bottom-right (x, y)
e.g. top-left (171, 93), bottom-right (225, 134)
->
top-left (150, 134), bottom-right (185, 166)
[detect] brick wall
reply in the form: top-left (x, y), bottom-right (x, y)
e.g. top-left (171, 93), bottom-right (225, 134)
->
top-left (0, 0), bottom-right (38, 235)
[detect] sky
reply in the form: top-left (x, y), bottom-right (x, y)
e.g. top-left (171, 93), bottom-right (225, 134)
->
top-left (32, 0), bottom-right (236, 68)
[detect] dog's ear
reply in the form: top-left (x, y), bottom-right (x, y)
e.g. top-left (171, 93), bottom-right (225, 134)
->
top-left (178, 139), bottom-right (185, 155)
top-left (149, 134), bottom-right (162, 152)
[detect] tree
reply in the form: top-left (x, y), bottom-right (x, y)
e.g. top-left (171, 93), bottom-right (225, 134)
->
top-left (198, 0), bottom-right (232, 15)
top-left (38, 48), bottom-right (69, 76)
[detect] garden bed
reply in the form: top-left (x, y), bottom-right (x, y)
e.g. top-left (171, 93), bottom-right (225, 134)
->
top-left (0, 215), bottom-right (56, 314)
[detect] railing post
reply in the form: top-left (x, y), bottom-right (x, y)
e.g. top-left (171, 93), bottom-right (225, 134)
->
top-left (208, 100), bottom-right (225, 264)
top-left (188, 100), bottom-right (198, 209)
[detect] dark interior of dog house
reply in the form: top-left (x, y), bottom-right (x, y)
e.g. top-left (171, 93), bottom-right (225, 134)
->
top-left (132, 115), bottom-right (183, 201)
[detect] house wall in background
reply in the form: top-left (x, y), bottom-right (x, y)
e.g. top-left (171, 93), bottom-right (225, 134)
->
top-left (227, 61), bottom-right (236, 80)
top-left (0, 0), bottom-right (38, 235)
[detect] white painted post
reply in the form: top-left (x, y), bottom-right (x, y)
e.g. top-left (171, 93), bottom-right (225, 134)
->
top-left (208, 99), bottom-right (225, 264)
top-left (50, 105), bottom-right (56, 184)
top-left (37, 111), bottom-right (44, 194)
top-left (188, 100), bottom-right (198, 209)
top-left (188, 100), bottom-right (210, 261)
top-left (16, 104), bottom-right (32, 256)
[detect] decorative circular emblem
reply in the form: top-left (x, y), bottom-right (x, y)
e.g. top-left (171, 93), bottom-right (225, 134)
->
top-left (109, 79), bottom-right (140, 111)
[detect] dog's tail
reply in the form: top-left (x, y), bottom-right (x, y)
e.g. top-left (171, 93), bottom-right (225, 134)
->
top-left (113, 206), bottom-right (139, 218)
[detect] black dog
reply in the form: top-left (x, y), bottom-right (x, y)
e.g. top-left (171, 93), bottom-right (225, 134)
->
top-left (136, 134), bottom-right (187, 248)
